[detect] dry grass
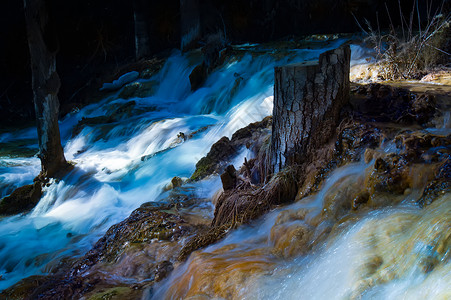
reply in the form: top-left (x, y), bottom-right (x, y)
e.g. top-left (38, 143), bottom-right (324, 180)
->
top-left (355, 0), bottom-right (450, 80)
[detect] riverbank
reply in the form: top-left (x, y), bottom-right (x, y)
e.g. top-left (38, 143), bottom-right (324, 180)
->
top-left (1, 37), bottom-right (450, 299)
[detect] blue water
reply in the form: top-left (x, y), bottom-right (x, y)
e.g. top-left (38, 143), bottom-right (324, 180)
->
top-left (0, 40), bottom-right (351, 290)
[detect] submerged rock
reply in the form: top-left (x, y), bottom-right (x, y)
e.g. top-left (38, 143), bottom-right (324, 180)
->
top-left (100, 71), bottom-right (139, 91)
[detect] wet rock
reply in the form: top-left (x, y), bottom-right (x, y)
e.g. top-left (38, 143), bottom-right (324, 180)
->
top-left (189, 63), bottom-right (208, 91)
top-left (72, 101), bottom-right (139, 138)
top-left (417, 161), bottom-right (451, 207)
top-left (191, 136), bottom-right (235, 181)
top-left (190, 116), bottom-right (272, 181)
top-left (270, 221), bottom-right (313, 258)
top-left (0, 275), bottom-right (50, 300)
top-left (72, 204), bottom-right (192, 269)
top-left (366, 153), bottom-right (411, 195)
top-left (189, 33), bottom-right (230, 91)
top-left (202, 33), bottom-right (229, 71)
top-left (350, 83), bottom-right (437, 125)
top-left (352, 191), bottom-right (370, 210)
top-left (394, 131), bottom-right (451, 163)
top-left (178, 225), bottom-right (229, 261)
top-left (0, 182), bottom-right (42, 216)
top-left (118, 81), bottom-right (156, 99)
top-left (411, 94), bottom-right (436, 125)
top-left (100, 71), bottom-right (139, 91)
top-left (154, 261), bottom-right (174, 282)
top-left (336, 121), bottom-right (382, 161)
top-left (220, 165), bottom-right (237, 190)
top-left (110, 101), bottom-right (136, 119)
top-left (351, 83), bottom-right (410, 122)
top-left (72, 116), bottom-right (115, 137)
top-left (322, 175), bottom-right (363, 221)
top-left (21, 201), bottom-right (205, 299)
top-left (171, 176), bottom-right (184, 189)
top-left (87, 287), bottom-right (136, 300)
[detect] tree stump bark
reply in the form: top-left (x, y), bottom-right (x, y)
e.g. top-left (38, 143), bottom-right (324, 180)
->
top-left (24, 0), bottom-right (67, 178)
top-left (269, 45), bottom-right (351, 174)
top-left (133, 0), bottom-right (151, 60)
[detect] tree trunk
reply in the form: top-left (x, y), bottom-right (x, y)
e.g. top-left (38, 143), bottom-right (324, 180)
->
top-left (180, 0), bottom-right (201, 51)
top-left (269, 45), bottom-right (351, 174)
top-left (24, 0), bottom-right (67, 178)
top-left (133, 0), bottom-right (151, 60)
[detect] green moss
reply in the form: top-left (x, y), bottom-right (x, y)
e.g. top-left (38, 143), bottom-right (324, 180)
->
top-left (0, 275), bottom-right (48, 300)
top-left (0, 140), bottom-right (38, 158)
top-left (88, 287), bottom-right (132, 300)
top-left (190, 157), bottom-right (215, 181)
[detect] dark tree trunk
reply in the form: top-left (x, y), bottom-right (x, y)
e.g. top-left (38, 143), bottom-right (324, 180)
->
top-left (133, 0), bottom-right (151, 60)
top-left (24, 0), bottom-right (67, 178)
top-left (269, 45), bottom-right (351, 174)
top-left (180, 0), bottom-right (201, 51)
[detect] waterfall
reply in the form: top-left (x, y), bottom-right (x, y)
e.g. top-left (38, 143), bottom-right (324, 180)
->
top-left (0, 40), bottom-right (346, 290)
top-left (153, 164), bottom-right (450, 299)
top-left (1, 38), bottom-right (448, 298)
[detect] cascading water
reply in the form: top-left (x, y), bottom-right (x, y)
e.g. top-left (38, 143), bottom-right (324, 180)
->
top-left (0, 39), bottom-right (348, 290)
top-left (1, 37), bottom-right (449, 298)
top-left (152, 160), bottom-right (450, 300)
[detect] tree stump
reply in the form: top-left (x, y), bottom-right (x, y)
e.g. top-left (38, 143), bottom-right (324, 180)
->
top-left (269, 45), bottom-right (351, 174)
top-left (133, 0), bottom-right (151, 60)
top-left (24, 0), bottom-right (67, 178)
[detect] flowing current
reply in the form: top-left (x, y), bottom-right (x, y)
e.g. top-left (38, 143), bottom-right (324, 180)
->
top-left (1, 39), bottom-right (449, 298)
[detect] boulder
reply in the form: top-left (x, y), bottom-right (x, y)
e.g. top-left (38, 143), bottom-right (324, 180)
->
top-left (0, 182), bottom-right (42, 215)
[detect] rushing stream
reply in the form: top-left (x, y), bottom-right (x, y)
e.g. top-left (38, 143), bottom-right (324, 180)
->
top-left (0, 37), bottom-right (450, 298)
top-left (152, 163), bottom-right (450, 299)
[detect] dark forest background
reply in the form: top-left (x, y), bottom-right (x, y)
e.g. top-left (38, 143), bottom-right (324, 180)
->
top-left (0, 0), bottom-right (444, 126)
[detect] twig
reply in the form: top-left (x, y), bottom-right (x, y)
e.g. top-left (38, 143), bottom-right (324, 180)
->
top-left (409, 0), bottom-right (416, 39)
top-left (385, 2), bottom-right (396, 34)
top-left (425, 43), bottom-right (451, 56)
top-left (398, 0), bottom-right (406, 41)
top-left (416, 0), bottom-right (422, 37)
top-left (351, 12), bottom-right (368, 35)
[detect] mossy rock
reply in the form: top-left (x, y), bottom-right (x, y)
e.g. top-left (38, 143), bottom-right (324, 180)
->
top-left (118, 81), bottom-right (157, 99)
top-left (0, 182), bottom-right (42, 215)
top-left (70, 203), bottom-right (194, 276)
top-left (190, 116), bottom-right (272, 181)
top-left (0, 140), bottom-right (38, 158)
top-left (190, 136), bottom-right (235, 181)
top-left (0, 275), bottom-right (49, 300)
top-left (88, 287), bottom-right (134, 300)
